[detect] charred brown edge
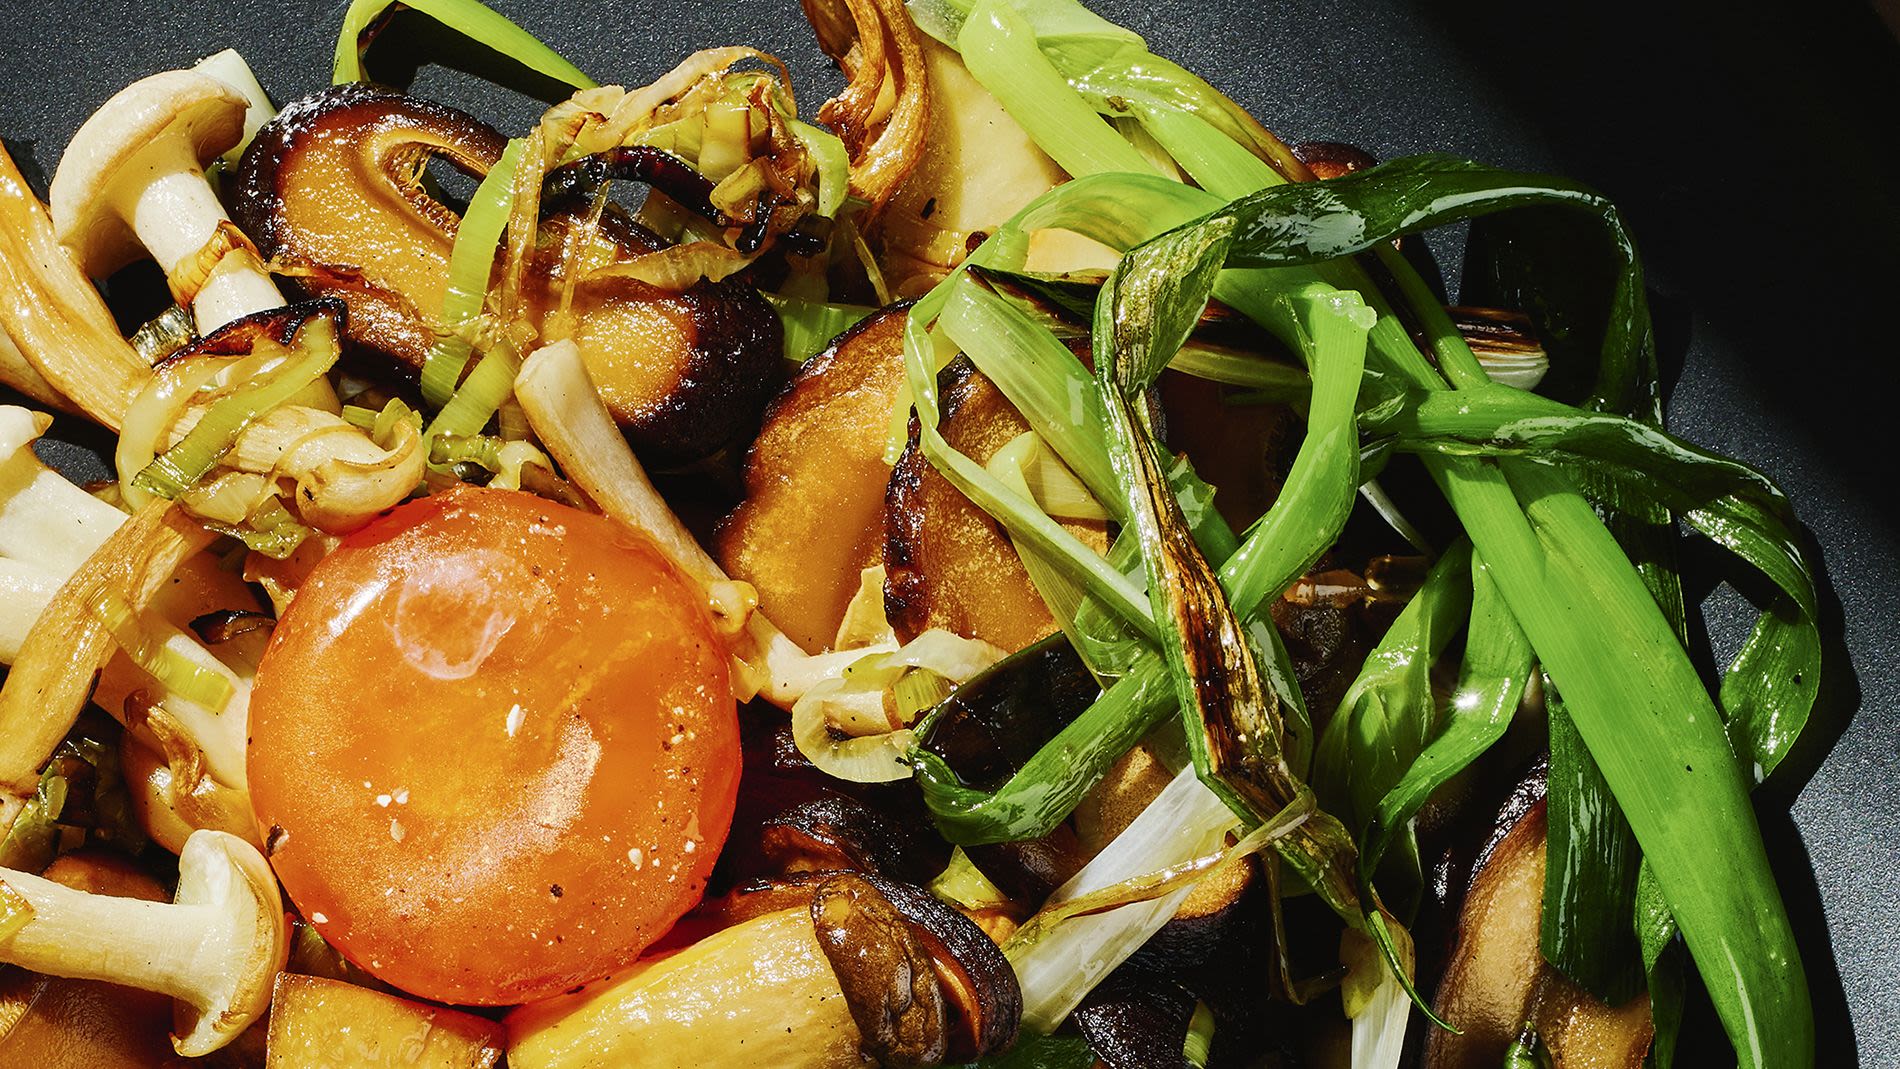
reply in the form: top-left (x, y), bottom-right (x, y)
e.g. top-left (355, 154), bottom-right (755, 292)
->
top-left (758, 795), bottom-right (938, 885)
top-left (619, 277), bottom-right (788, 468)
top-left (152, 297), bottom-right (350, 372)
top-left (882, 354), bottom-right (986, 640)
top-left (232, 82), bottom-right (507, 263)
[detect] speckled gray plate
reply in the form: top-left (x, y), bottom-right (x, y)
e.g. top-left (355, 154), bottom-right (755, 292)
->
top-left (2, 1), bottom-right (1894, 1063)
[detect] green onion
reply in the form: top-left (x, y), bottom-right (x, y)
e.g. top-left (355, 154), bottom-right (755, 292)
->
top-left (332, 0), bottom-right (595, 97)
top-left (894, 668), bottom-right (953, 720)
top-left (132, 315), bottom-right (340, 502)
top-left (1313, 542), bottom-right (1472, 840)
top-left (1542, 676), bottom-right (1643, 1003)
top-left (207, 496), bottom-right (310, 561)
top-left (420, 139), bottom-right (526, 409)
top-left (91, 590), bottom-right (234, 711)
top-left (955, 0), bottom-right (1160, 179)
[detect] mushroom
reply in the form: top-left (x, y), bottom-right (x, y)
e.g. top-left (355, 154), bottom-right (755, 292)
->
top-left (50, 70), bottom-right (285, 334)
top-left (760, 796), bottom-right (945, 886)
top-left (234, 85), bottom-right (786, 466)
top-left (0, 829), bottom-right (290, 1056)
top-left (811, 871), bottom-right (1022, 1065)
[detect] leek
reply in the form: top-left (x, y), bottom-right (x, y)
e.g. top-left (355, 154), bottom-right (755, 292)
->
top-left (764, 293), bottom-right (875, 363)
top-left (420, 139), bottom-right (526, 409)
top-left (132, 315), bottom-right (341, 502)
top-left (92, 590), bottom-right (235, 712)
top-left (332, 0), bottom-right (595, 97)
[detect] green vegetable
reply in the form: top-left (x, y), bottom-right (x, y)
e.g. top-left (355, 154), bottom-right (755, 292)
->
top-left (420, 138), bottom-right (526, 409)
top-left (133, 314), bottom-right (341, 502)
top-left (332, 0), bottom-right (595, 98)
top-left (763, 294), bottom-right (875, 364)
top-left (1183, 1001), bottom-right (1215, 1068)
top-left (1542, 678), bottom-right (1643, 1004)
top-left (947, 1033), bottom-right (1098, 1069)
top-left (91, 590), bottom-right (235, 712)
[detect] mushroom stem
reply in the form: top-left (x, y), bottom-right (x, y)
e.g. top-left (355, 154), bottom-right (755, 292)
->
top-left (121, 134), bottom-right (283, 331)
top-left (0, 830), bottom-right (288, 1057)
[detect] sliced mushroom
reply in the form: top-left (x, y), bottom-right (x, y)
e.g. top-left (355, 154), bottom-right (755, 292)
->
top-left (885, 356), bottom-right (1108, 651)
top-left (232, 83), bottom-right (504, 366)
top-left (234, 86), bottom-right (785, 463)
top-left (1072, 966), bottom-right (1198, 1069)
top-left (716, 305), bottom-right (913, 652)
top-left (761, 796), bottom-right (944, 886)
top-left (0, 829), bottom-right (289, 1056)
top-left (1425, 797), bottom-right (1654, 1069)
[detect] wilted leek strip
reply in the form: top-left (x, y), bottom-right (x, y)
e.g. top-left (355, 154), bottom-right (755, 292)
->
top-left (420, 139), bottom-right (526, 409)
top-left (1312, 542), bottom-right (1472, 837)
top-left (423, 339), bottom-right (522, 443)
top-left (332, 0), bottom-right (596, 94)
top-left (1359, 551), bottom-right (1531, 877)
top-left (132, 317), bottom-right (340, 501)
top-left (763, 293), bottom-right (874, 363)
top-left (1543, 679), bottom-right (1643, 1004)
top-left (91, 591), bottom-right (234, 712)
top-left (956, 0), bottom-right (1159, 180)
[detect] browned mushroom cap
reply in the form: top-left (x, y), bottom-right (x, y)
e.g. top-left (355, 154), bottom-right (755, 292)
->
top-left (810, 873), bottom-right (948, 1069)
top-left (1291, 141), bottom-right (1379, 180)
top-left (760, 796), bottom-right (941, 886)
top-left (809, 872), bottom-right (1021, 1067)
top-left (232, 86), bottom-right (785, 465)
top-left (232, 84), bottom-right (503, 367)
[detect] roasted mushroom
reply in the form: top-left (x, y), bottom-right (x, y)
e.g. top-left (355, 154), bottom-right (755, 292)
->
top-left (232, 85), bottom-right (783, 464)
top-left (886, 356), bottom-right (1107, 651)
top-left (1426, 794), bottom-right (1655, 1069)
top-left (717, 305), bottom-right (912, 652)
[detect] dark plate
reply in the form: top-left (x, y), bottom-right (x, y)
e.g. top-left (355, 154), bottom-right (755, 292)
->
top-left (2, 0), bottom-right (1895, 1063)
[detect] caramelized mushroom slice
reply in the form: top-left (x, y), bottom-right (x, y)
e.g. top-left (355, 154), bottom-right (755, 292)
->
top-left (234, 86), bottom-right (784, 463)
top-left (717, 306), bottom-right (912, 652)
top-left (233, 84), bottom-right (503, 368)
top-left (760, 796), bottom-right (941, 885)
top-left (1426, 797), bottom-right (1654, 1069)
top-left (886, 356), bottom-right (1107, 651)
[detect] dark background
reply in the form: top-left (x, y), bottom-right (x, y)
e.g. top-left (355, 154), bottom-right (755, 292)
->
top-left (2, 0), bottom-right (1895, 1063)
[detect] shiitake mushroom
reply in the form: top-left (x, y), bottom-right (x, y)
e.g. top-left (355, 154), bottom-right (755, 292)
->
top-left (716, 305), bottom-right (913, 652)
top-left (231, 85), bottom-right (783, 465)
top-left (1425, 782), bottom-right (1655, 1068)
top-left (760, 795), bottom-right (945, 887)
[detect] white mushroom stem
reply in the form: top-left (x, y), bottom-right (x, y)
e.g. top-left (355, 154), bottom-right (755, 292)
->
top-left (122, 134), bottom-right (283, 331)
top-left (0, 829), bottom-right (289, 1057)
